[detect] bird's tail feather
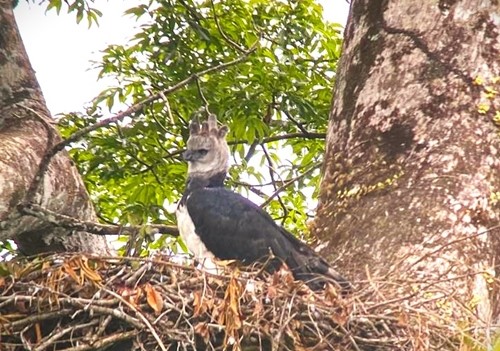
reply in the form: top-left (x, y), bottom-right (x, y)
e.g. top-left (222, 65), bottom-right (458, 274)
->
top-left (289, 253), bottom-right (353, 293)
top-left (325, 266), bottom-right (353, 292)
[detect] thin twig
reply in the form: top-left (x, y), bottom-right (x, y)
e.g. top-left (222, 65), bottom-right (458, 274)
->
top-left (209, 0), bottom-right (248, 53)
top-left (229, 132), bottom-right (326, 146)
top-left (244, 140), bottom-right (259, 162)
top-left (260, 163), bottom-right (319, 208)
top-left (260, 144), bottom-right (287, 220)
top-left (282, 110), bottom-right (310, 135)
top-left (195, 77), bottom-right (211, 115)
top-left (33, 320), bottom-right (99, 351)
top-left (101, 287), bottom-right (169, 351)
top-left (59, 330), bottom-right (138, 351)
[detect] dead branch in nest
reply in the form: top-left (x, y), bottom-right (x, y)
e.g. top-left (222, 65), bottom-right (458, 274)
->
top-left (0, 253), bottom-right (483, 351)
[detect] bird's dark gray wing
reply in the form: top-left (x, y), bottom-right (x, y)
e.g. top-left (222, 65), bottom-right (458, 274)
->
top-left (185, 187), bottom-right (351, 291)
top-left (185, 187), bottom-right (291, 264)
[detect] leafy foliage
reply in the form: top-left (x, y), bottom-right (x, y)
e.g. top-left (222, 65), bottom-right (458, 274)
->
top-left (57, 0), bottom-right (343, 254)
top-left (35, 0), bottom-right (102, 27)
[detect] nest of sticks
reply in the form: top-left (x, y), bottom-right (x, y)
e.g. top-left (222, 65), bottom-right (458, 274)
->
top-left (0, 253), bottom-right (472, 350)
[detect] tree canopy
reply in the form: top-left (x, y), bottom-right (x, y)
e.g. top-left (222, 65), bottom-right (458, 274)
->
top-left (39, 0), bottom-right (343, 256)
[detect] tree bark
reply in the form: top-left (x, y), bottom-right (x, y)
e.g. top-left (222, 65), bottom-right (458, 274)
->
top-left (314, 0), bottom-right (500, 326)
top-left (0, 0), bottom-right (109, 255)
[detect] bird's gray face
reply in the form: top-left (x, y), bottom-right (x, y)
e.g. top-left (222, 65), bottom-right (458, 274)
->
top-left (184, 134), bottom-right (229, 177)
top-left (184, 115), bottom-right (229, 178)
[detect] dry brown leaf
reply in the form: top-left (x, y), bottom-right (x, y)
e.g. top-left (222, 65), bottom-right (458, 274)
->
top-left (117, 286), bottom-right (141, 308)
top-left (215, 259), bottom-right (237, 267)
top-left (63, 262), bottom-right (82, 285)
top-left (41, 261), bottom-right (51, 271)
top-left (397, 311), bottom-right (409, 326)
top-left (271, 271), bottom-right (281, 286)
top-left (217, 304), bottom-right (225, 325)
top-left (144, 283), bottom-right (163, 314)
top-left (218, 276), bottom-right (242, 332)
top-left (325, 282), bottom-right (339, 303)
top-left (252, 301), bottom-right (263, 318)
top-left (225, 277), bottom-right (242, 329)
top-left (46, 267), bottom-right (63, 300)
top-left (194, 322), bottom-right (211, 344)
top-left (193, 290), bottom-right (202, 316)
top-left (205, 295), bottom-right (214, 310)
top-left (79, 255), bottom-right (102, 283)
top-left (132, 287), bottom-right (143, 307)
top-left (279, 265), bottom-right (295, 286)
top-left (331, 304), bottom-right (350, 326)
top-left (266, 285), bottom-right (277, 300)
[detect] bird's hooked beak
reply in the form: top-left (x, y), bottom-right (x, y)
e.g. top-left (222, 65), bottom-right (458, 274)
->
top-left (182, 150), bottom-right (194, 162)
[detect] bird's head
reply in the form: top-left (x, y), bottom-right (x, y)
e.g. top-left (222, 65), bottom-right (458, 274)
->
top-left (183, 114), bottom-right (229, 179)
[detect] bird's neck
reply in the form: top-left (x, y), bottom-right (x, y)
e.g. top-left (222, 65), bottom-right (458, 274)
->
top-left (186, 171), bottom-right (226, 191)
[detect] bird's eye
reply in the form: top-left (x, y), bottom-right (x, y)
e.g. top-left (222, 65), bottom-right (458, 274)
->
top-left (198, 149), bottom-right (209, 156)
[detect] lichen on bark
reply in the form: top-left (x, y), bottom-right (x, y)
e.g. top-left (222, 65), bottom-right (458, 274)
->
top-left (314, 0), bottom-right (500, 326)
top-left (0, 0), bottom-right (109, 255)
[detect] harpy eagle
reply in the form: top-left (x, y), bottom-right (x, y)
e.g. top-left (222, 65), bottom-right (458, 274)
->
top-left (176, 115), bottom-right (351, 291)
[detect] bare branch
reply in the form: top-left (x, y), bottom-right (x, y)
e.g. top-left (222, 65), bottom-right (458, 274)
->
top-left (260, 164), bottom-right (319, 209)
top-left (33, 320), bottom-right (99, 351)
top-left (209, 0), bottom-right (248, 53)
top-left (57, 48), bottom-right (257, 152)
top-left (231, 180), bottom-right (268, 198)
top-left (282, 110), bottom-right (310, 135)
top-left (101, 286), bottom-right (168, 351)
top-left (18, 203), bottom-right (179, 236)
top-left (24, 46), bottom-right (258, 208)
top-left (195, 76), bottom-right (211, 115)
top-left (229, 132), bottom-right (326, 147)
top-left (260, 144), bottom-right (288, 221)
top-left (61, 331), bottom-right (138, 351)
top-left (244, 140), bottom-right (259, 162)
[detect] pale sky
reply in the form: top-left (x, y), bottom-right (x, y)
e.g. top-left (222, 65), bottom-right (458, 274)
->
top-left (14, 1), bottom-right (349, 116)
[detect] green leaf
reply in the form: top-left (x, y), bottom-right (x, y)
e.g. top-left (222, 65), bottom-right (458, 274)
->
top-left (59, 0), bottom-right (343, 253)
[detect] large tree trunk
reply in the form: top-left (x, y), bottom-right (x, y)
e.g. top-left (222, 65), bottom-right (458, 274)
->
top-left (315, 0), bottom-right (500, 326)
top-left (0, 1), bottom-right (109, 255)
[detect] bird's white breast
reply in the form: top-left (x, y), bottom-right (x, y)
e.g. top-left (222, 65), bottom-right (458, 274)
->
top-left (176, 202), bottom-right (217, 271)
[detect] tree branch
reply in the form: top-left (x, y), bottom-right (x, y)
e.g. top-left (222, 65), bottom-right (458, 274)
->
top-left (33, 320), bottom-right (100, 351)
top-left (260, 164), bottom-right (319, 209)
top-left (57, 47), bottom-right (256, 152)
top-left (25, 45), bottom-right (258, 207)
top-left (18, 203), bottom-right (179, 236)
top-left (195, 76), bottom-right (211, 115)
top-left (229, 132), bottom-right (326, 146)
top-left (244, 140), bottom-right (259, 162)
top-left (260, 144), bottom-right (288, 221)
top-left (17, 43), bottom-right (258, 236)
top-left (209, 0), bottom-right (248, 53)
top-left (60, 331), bottom-right (138, 351)
top-left (282, 110), bottom-right (310, 135)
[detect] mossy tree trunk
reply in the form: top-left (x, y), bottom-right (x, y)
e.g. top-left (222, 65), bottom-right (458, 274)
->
top-left (0, 1), bottom-right (109, 255)
top-left (315, 0), bottom-right (500, 327)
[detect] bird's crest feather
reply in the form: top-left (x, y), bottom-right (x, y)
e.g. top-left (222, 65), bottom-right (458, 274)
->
top-left (185, 114), bottom-right (229, 178)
